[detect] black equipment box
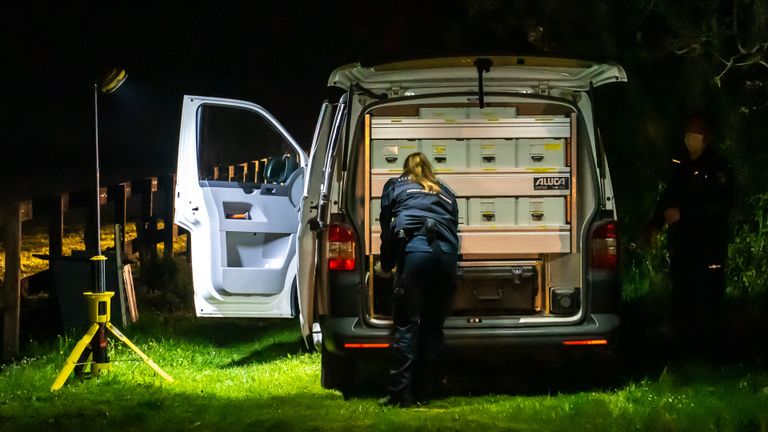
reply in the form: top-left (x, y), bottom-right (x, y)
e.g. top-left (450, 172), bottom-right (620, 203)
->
top-left (451, 265), bottom-right (538, 315)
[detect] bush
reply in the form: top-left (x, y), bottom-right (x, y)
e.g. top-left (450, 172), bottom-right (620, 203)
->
top-left (622, 229), bottom-right (672, 301)
top-left (728, 192), bottom-right (768, 296)
top-left (134, 255), bottom-right (194, 314)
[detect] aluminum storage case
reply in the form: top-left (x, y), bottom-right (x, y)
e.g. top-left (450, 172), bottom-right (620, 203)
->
top-left (516, 197), bottom-right (567, 225)
top-left (517, 138), bottom-right (566, 168)
top-left (419, 107), bottom-right (467, 120)
top-left (467, 106), bottom-right (517, 121)
top-left (468, 139), bottom-right (517, 170)
top-left (371, 139), bottom-right (420, 171)
top-left (422, 139), bottom-right (468, 171)
top-left (467, 198), bottom-right (516, 226)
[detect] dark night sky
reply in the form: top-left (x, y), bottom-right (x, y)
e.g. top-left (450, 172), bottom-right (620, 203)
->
top-left (1, 1), bottom-right (631, 203)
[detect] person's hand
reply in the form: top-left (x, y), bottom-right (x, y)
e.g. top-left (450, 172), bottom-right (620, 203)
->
top-left (664, 207), bottom-right (680, 225)
top-left (374, 261), bottom-right (394, 278)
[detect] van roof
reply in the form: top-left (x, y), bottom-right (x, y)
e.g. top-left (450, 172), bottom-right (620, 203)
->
top-left (328, 56), bottom-right (626, 91)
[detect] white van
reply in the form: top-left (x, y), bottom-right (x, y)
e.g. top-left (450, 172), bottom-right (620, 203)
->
top-left (175, 56), bottom-right (625, 393)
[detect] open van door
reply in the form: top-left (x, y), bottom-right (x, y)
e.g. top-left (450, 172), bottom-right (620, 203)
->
top-left (175, 96), bottom-right (307, 319)
top-left (297, 101), bottom-right (339, 341)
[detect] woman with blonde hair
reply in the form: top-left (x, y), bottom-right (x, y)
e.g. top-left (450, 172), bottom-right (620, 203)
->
top-left (378, 152), bottom-right (459, 406)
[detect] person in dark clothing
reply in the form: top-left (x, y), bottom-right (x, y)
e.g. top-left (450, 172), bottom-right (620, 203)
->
top-left (650, 117), bottom-right (733, 357)
top-left (377, 152), bottom-right (459, 407)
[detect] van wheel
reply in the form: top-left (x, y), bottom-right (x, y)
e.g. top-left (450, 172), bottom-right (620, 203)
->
top-left (321, 348), bottom-right (356, 398)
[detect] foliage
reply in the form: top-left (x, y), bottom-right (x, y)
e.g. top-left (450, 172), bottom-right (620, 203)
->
top-left (640, 0), bottom-right (768, 104)
top-left (134, 255), bottom-right (194, 314)
top-left (621, 230), bottom-right (671, 302)
top-left (728, 192), bottom-right (768, 295)
top-left (1, 316), bottom-right (767, 432)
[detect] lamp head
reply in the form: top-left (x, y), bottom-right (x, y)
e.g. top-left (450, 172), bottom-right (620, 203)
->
top-left (99, 68), bottom-right (128, 94)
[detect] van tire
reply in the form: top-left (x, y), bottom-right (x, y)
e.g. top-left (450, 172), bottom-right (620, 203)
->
top-left (321, 348), bottom-right (355, 398)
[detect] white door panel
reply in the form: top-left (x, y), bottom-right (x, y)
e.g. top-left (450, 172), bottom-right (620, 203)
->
top-left (175, 96), bottom-right (306, 318)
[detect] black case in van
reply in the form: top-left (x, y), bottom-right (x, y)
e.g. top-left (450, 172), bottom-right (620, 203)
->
top-left (451, 265), bottom-right (538, 315)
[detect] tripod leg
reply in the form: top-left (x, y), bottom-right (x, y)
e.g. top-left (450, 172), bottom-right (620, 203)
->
top-left (51, 323), bottom-right (100, 391)
top-left (106, 322), bottom-right (174, 383)
top-left (74, 347), bottom-right (92, 377)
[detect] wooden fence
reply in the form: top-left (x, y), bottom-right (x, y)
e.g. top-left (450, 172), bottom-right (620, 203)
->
top-left (0, 174), bottom-right (186, 361)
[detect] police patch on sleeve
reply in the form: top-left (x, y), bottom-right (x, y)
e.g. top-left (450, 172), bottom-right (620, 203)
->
top-left (534, 176), bottom-right (570, 190)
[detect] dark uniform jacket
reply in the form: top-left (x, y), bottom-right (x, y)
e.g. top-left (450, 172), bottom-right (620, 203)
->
top-left (651, 147), bottom-right (732, 265)
top-left (379, 175), bottom-right (459, 271)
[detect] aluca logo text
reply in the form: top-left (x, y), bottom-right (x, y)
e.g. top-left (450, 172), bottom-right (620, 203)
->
top-left (533, 176), bottom-right (569, 190)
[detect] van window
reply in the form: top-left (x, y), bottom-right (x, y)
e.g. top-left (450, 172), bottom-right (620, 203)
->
top-left (197, 105), bottom-right (298, 183)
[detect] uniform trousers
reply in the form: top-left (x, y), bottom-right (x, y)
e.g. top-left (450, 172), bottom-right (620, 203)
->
top-left (387, 241), bottom-right (457, 399)
top-left (670, 256), bottom-right (726, 358)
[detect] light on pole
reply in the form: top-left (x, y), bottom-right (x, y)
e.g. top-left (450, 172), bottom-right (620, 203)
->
top-left (51, 69), bottom-right (173, 390)
top-left (93, 68), bottom-right (128, 260)
top-left (90, 68), bottom-right (127, 370)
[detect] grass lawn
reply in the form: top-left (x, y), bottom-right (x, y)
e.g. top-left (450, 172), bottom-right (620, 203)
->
top-left (1, 315), bottom-right (766, 432)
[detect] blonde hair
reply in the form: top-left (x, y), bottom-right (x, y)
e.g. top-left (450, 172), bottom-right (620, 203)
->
top-left (403, 152), bottom-right (441, 193)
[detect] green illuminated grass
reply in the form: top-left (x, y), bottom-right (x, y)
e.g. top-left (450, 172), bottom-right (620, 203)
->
top-left (1, 316), bottom-right (766, 432)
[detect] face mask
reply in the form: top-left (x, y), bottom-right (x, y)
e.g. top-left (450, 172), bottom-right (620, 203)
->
top-left (685, 132), bottom-right (705, 159)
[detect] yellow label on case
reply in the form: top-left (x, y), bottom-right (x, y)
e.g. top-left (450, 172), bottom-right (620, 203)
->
top-left (432, 145), bottom-right (446, 154)
top-left (544, 143), bottom-right (562, 150)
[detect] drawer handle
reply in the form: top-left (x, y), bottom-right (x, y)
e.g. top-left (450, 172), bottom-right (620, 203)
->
top-left (531, 212), bottom-right (544, 222)
top-left (475, 288), bottom-right (503, 301)
top-left (434, 156), bottom-right (447, 164)
top-left (481, 212), bottom-right (496, 222)
top-left (385, 156), bottom-right (398, 163)
top-left (531, 154), bottom-right (544, 162)
top-left (482, 156), bottom-right (496, 163)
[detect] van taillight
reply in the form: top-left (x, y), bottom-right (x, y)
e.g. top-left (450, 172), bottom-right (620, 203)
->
top-left (328, 224), bottom-right (356, 271)
top-left (591, 221), bottom-right (618, 269)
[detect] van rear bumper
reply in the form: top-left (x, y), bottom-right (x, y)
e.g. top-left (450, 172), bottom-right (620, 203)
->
top-left (321, 313), bottom-right (620, 353)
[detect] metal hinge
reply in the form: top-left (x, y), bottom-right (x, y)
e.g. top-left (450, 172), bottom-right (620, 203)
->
top-left (537, 81), bottom-right (550, 96)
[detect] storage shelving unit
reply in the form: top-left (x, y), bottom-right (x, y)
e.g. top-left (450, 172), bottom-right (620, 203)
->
top-left (365, 112), bottom-right (578, 259)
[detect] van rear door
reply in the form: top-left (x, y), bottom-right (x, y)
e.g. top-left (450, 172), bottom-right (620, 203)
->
top-left (174, 96), bottom-right (307, 319)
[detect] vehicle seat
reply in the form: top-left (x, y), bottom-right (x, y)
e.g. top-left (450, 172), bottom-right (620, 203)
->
top-left (264, 154), bottom-right (298, 184)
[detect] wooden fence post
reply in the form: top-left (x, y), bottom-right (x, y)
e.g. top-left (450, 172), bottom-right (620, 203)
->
top-left (3, 202), bottom-right (29, 361)
top-left (111, 183), bottom-right (131, 255)
top-left (48, 194), bottom-right (67, 257)
top-left (135, 177), bottom-right (158, 261)
top-left (160, 174), bottom-right (178, 259)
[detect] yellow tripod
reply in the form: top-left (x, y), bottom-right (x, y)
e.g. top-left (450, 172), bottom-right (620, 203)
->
top-left (51, 291), bottom-right (173, 391)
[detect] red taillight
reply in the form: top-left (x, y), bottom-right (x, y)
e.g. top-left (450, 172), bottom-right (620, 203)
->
top-left (563, 339), bottom-right (608, 346)
top-left (591, 221), bottom-right (618, 269)
top-left (343, 343), bottom-right (390, 349)
top-left (328, 224), bottom-right (356, 271)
